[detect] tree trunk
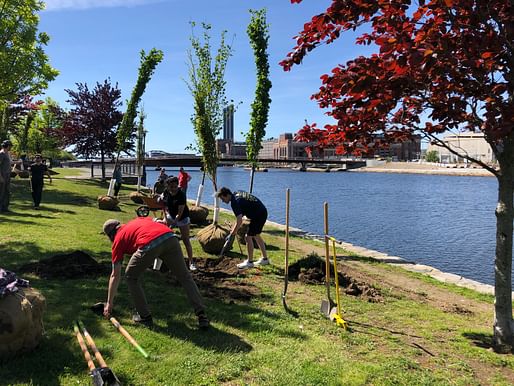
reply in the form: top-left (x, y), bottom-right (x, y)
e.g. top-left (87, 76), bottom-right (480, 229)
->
top-left (249, 165), bottom-right (255, 194)
top-left (100, 150), bottom-right (106, 181)
top-left (493, 141), bottom-right (514, 352)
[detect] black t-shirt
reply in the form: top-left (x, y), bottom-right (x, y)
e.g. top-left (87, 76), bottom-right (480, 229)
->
top-left (230, 191), bottom-right (266, 219)
top-left (162, 189), bottom-right (189, 220)
top-left (29, 163), bottom-right (47, 182)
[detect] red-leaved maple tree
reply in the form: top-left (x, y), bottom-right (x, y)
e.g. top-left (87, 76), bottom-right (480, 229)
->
top-left (281, 0), bottom-right (514, 352)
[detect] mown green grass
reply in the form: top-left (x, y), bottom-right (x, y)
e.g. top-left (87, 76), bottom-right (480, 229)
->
top-left (0, 169), bottom-right (513, 385)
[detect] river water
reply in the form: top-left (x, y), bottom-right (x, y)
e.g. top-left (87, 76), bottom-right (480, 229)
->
top-left (146, 166), bottom-right (500, 287)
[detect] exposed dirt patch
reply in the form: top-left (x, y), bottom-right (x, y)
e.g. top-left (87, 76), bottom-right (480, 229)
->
top-left (19, 251), bottom-right (110, 279)
top-left (166, 257), bottom-right (261, 302)
top-left (289, 253), bottom-right (383, 303)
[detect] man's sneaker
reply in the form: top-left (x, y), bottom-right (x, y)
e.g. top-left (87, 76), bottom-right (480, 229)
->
top-left (189, 262), bottom-right (197, 271)
top-left (132, 312), bottom-right (153, 327)
top-left (197, 311), bottom-right (210, 330)
top-left (254, 257), bottom-right (270, 266)
top-left (237, 259), bottom-right (254, 269)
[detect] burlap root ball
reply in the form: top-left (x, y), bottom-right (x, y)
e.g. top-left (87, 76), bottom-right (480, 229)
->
top-left (97, 195), bottom-right (120, 211)
top-left (17, 170), bottom-right (29, 179)
top-left (189, 205), bottom-right (209, 225)
top-left (129, 191), bottom-right (146, 204)
top-left (236, 219), bottom-right (251, 245)
top-left (197, 223), bottom-right (231, 254)
top-left (0, 287), bottom-right (46, 361)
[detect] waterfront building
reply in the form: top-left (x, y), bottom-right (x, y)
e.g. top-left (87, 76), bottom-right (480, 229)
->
top-left (427, 132), bottom-right (494, 164)
top-left (223, 105), bottom-right (234, 141)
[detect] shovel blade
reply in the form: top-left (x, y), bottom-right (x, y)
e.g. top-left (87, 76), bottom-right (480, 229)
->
top-left (91, 367), bottom-right (122, 386)
top-left (320, 299), bottom-right (331, 317)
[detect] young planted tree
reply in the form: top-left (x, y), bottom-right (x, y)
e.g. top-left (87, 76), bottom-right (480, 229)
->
top-left (246, 9), bottom-right (272, 193)
top-left (186, 22), bottom-right (233, 223)
top-left (61, 80), bottom-right (123, 180)
top-left (281, 0), bottom-right (514, 352)
top-left (28, 98), bottom-right (66, 159)
top-left (111, 48), bottom-right (163, 195)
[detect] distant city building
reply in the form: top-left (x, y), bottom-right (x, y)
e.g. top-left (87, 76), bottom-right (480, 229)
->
top-left (223, 105), bottom-right (234, 141)
top-left (216, 139), bottom-right (247, 157)
top-left (427, 132), bottom-right (494, 164)
top-left (371, 134), bottom-right (422, 161)
top-left (259, 139), bottom-right (276, 159)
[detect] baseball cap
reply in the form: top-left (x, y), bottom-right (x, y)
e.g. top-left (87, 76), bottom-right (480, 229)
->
top-left (1, 140), bottom-right (12, 148)
top-left (103, 219), bottom-right (121, 237)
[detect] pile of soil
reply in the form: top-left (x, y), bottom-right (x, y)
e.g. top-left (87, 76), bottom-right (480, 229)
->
top-left (19, 251), bottom-right (110, 279)
top-left (290, 253), bottom-right (383, 303)
top-left (166, 257), bottom-right (260, 302)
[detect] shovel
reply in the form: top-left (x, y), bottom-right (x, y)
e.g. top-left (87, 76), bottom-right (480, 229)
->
top-left (219, 233), bottom-right (234, 258)
top-left (74, 322), bottom-right (122, 386)
top-left (321, 202), bottom-right (336, 317)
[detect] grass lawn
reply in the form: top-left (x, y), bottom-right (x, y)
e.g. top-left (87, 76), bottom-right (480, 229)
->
top-left (0, 169), bottom-right (513, 385)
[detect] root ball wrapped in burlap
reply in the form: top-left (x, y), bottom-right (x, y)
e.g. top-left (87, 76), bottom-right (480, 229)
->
top-left (97, 195), bottom-right (119, 211)
top-left (236, 219), bottom-right (251, 245)
top-left (129, 191), bottom-right (146, 204)
top-left (189, 205), bottom-right (209, 225)
top-left (197, 223), bottom-right (231, 254)
top-left (0, 288), bottom-right (46, 361)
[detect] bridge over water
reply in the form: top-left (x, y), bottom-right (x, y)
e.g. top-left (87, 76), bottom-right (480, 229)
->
top-left (65, 155), bottom-right (366, 170)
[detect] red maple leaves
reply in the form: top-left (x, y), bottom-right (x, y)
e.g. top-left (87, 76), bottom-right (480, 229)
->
top-left (282, 0), bottom-right (514, 153)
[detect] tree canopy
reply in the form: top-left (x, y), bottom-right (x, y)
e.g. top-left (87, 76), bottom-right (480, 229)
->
top-left (282, 0), bottom-right (514, 351)
top-left (61, 80), bottom-right (123, 178)
top-left (0, 0), bottom-right (58, 103)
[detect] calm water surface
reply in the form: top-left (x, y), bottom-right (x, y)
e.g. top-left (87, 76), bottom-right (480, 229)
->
top-left (147, 167), bottom-right (499, 286)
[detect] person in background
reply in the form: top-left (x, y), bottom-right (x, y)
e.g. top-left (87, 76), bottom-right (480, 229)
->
top-left (217, 187), bottom-right (269, 270)
top-left (101, 217), bottom-right (209, 329)
top-left (153, 168), bottom-right (168, 194)
top-left (0, 140), bottom-right (13, 212)
top-left (113, 164), bottom-right (123, 197)
top-left (158, 176), bottom-right (197, 271)
top-left (178, 167), bottom-right (192, 197)
top-left (28, 154), bottom-right (52, 210)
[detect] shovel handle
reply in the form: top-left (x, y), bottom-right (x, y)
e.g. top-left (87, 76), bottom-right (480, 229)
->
top-left (77, 321), bottom-right (108, 368)
top-left (110, 317), bottom-right (149, 358)
top-left (74, 325), bottom-right (96, 372)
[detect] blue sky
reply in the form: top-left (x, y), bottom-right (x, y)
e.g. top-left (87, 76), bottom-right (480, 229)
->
top-left (39, 0), bottom-right (372, 153)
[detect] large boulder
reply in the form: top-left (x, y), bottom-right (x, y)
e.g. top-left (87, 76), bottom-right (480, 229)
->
top-left (197, 223), bottom-right (231, 254)
top-left (97, 195), bottom-right (119, 211)
top-left (0, 287), bottom-right (46, 361)
top-left (189, 205), bottom-right (209, 225)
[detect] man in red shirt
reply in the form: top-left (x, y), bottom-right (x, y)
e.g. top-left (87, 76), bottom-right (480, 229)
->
top-left (102, 217), bottom-right (209, 328)
top-left (178, 167), bottom-right (192, 197)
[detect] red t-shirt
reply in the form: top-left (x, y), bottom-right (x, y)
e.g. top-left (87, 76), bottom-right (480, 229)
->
top-left (111, 217), bottom-right (172, 264)
top-left (178, 170), bottom-right (190, 189)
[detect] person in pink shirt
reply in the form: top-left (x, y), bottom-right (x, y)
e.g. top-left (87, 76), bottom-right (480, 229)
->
top-left (178, 167), bottom-right (192, 197)
top-left (102, 217), bottom-right (209, 329)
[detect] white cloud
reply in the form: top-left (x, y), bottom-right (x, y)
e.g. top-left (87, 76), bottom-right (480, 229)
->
top-left (43, 0), bottom-right (163, 11)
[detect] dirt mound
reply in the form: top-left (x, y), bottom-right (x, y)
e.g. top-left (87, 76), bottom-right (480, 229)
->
top-left (166, 257), bottom-right (259, 302)
top-left (290, 253), bottom-right (383, 302)
top-left (19, 251), bottom-right (110, 279)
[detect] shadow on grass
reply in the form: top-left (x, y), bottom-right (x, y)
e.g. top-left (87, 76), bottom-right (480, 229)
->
top-left (462, 331), bottom-right (495, 350)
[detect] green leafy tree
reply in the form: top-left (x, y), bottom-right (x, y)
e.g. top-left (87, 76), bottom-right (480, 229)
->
top-left (186, 22), bottom-right (233, 222)
top-left (116, 48), bottom-right (163, 154)
top-left (28, 98), bottom-right (66, 158)
top-left (425, 150), bottom-right (439, 163)
top-left (246, 9), bottom-right (272, 193)
top-left (0, 0), bottom-right (58, 137)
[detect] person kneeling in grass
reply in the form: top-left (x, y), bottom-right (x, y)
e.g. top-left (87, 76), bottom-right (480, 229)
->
top-left (217, 187), bottom-right (269, 270)
top-left (102, 217), bottom-right (209, 329)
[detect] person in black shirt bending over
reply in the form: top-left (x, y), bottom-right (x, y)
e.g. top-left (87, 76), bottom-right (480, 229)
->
top-left (217, 187), bottom-right (269, 270)
top-left (28, 154), bottom-right (52, 209)
top-left (157, 176), bottom-right (197, 271)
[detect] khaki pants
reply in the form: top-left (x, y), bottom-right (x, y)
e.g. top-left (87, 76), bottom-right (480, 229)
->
top-left (125, 235), bottom-right (204, 318)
